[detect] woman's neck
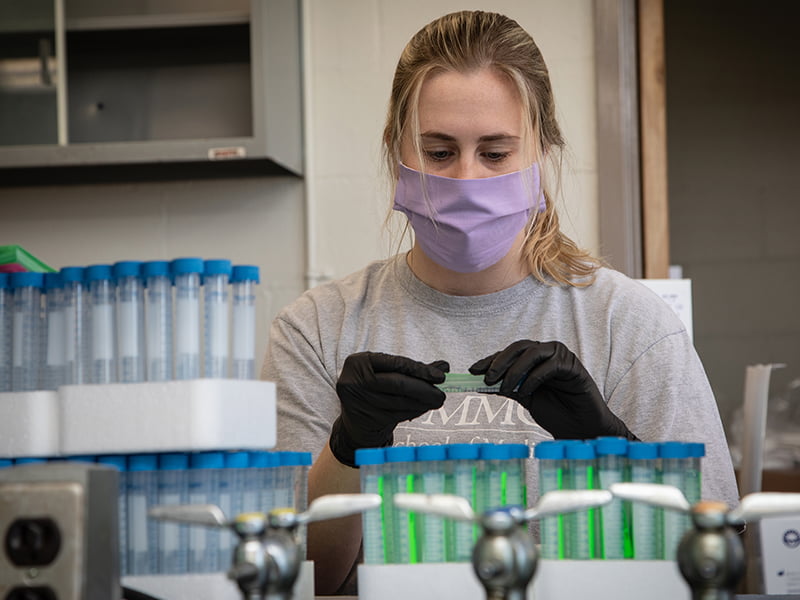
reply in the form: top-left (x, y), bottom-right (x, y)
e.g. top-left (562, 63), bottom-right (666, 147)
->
top-left (406, 234), bottom-right (530, 296)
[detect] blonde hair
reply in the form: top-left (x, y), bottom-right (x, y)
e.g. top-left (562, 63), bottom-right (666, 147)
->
top-left (383, 10), bottom-right (601, 286)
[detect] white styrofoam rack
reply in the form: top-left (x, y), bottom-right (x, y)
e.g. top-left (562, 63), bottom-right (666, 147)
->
top-left (358, 560), bottom-right (691, 600)
top-left (0, 379), bottom-right (276, 458)
top-left (123, 560), bottom-right (315, 600)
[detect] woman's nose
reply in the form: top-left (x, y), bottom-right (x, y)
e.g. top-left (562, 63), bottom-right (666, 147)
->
top-left (449, 157), bottom-right (483, 180)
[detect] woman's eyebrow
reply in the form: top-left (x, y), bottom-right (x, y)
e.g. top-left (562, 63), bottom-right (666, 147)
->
top-left (420, 131), bottom-right (520, 142)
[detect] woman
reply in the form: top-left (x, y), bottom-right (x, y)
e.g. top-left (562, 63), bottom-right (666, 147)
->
top-left (262, 10), bottom-right (738, 593)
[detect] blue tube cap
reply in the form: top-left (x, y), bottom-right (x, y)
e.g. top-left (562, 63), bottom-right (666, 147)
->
top-left (129, 454), bottom-right (158, 471)
top-left (225, 451), bottom-right (250, 469)
top-left (627, 441), bottom-right (660, 460)
top-left (231, 265), bottom-right (260, 284)
top-left (534, 440), bottom-right (565, 460)
top-left (595, 436), bottom-right (629, 456)
top-left (85, 264), bottom-right (113, 282)
top-left (660, 441), bottom-right (690, 459)
top-left (480, 444), bottom-right (511, 460)
top-left (159, 453), bottom-right (189, 471)
top-left (60, 266), bottom-right (85, 283)
top-left (687, 442), bottom-right (706, 458)
top-left (355, 447), bottom-right (386, 466)
top-left (141, 260), bottom-right (171, 279)
top-left (170, 257), bottom-right (204, 275)
top-left (416, 445), bottom-right (446, 462)
top-left (10, 271), bottom-right (44, 288)
top-left (191, 451), bottom-right (225, 469)
top-left (447, 443), bottom-right (480, 461)
top-left (112, 261), bottom-right (142, 280)
top-left (565, 441), bottom-right (596, 460)
top-left (97, 455), bottom-right (128, 471)
top-left (203, 259), bottom-right (232, 278)
top-left (43, 272), bottom-right (62, 290)
top-left (384, 446), bottom-right (415, 463)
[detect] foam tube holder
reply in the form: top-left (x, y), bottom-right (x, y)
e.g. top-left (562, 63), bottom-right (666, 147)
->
top-left (58, 379), bottom-right (276, 456)
top-left (357, 560), bottom-right (690, 600)
top-left (0, 390), bottom-right (60, 458)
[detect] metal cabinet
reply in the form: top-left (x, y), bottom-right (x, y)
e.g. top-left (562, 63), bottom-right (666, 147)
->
top-left (0, 0), bottom-right (302, 180)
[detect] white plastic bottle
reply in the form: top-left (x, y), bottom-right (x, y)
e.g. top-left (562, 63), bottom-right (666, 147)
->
top-left (203, 259), bottom-right (231, 379)
top-left (230, 265), bottom-right (259, 380)
top-left (60, 266), bottom-right (90, 385)
top-left (627, 442), bottom-right (662, 559)
top-left (10, 271), bottom-right (43, 392)
top-left (171, 258), bottom-right (203, 380)
top-left (142, 261), bottom-right (173, 382)
top-left (42, 272), bottom-right (66, 390)
top-left (188, 451), bottom-right (223, 572)
top-left (660, 441), bottom-right (691, 560)
top-left (0, 274), bottom-right (14, 391)
top-left (416, 444), bottom-right (448, 563)
top-left (113, 261), bottom-right (145, 383)
top-left (356, 447), bottom-right (387, 565)
top-left (157, 453), bottom-right (189, 575)
top-left (563, 441), bottom-right (598, 559)
top-left (86, 265), bottom-right (116, 384)
top-left (534, 440), bottom-right (565, 559)
top-left (127, 453), bottom-right (159, 575)
top-left (97, 454), bottom-right (128, 576)
top-left (595, 437), bottom-right (629, 559)
top-left (446, 443), bottom-right (480, 562)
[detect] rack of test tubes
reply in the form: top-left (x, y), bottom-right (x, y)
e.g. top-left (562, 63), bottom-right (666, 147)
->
top-left (0, 257), bottom-right (296, 600)
top-left (536, 438), bottom-right (704, 561)
top-left (0, 258), bottom-right (261, 392)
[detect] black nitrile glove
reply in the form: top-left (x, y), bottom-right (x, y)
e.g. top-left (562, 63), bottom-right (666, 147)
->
top-left (469, 340), bottom-right (638, 441)
top-left (330, 352), bottom-right (450, 467)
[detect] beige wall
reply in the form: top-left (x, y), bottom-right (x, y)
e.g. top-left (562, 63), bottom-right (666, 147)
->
top-left (0, 1), bottom-right (599, 369)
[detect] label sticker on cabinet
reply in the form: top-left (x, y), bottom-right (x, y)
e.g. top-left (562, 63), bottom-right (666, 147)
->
top-left (208, 147), bottom-right (247, 160)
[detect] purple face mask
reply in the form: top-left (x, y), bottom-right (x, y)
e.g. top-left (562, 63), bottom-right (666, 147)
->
top-left (393, 163), bottom-right (546, 273)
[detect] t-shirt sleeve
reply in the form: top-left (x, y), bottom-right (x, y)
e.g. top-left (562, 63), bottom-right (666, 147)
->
top-left (607, 329), bottom-right (740, 508)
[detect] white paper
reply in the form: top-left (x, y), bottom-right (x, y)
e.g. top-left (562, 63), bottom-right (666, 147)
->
top-left (636, 279), bottom-right (693, 342)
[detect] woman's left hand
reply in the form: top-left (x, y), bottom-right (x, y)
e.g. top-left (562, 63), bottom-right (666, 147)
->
top-left (469, 339), bottom-right (638, 441)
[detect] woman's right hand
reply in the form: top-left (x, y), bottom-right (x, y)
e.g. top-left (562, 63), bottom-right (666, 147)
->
top-left (329, 352), bottom-right (449, 467)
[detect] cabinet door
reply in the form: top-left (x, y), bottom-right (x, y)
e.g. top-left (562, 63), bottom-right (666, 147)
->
top-left (0, 0), bottom-right (61, 146)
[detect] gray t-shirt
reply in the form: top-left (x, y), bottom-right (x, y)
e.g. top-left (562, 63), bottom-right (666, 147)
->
top-left (262, 255), bottom-right (739, 508)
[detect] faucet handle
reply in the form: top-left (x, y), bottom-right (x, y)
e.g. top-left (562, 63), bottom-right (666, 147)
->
top-left (149, 503), bottom-right (230, 528)
top-left (727, 492), bottom-right (800, 525)
top-left (609, 482), bottom-right (692, 513)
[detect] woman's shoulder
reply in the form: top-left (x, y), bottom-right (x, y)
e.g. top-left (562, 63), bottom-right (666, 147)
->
top-left (276, 258), bottom-right (397, 320)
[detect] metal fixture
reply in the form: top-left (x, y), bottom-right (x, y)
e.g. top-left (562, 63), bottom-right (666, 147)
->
top-left (149, 493), bottom-right (381, 600)
top-left (610, 482), bottom-right (800, 600)
top-left (394, 489), bottom-right (613, 600)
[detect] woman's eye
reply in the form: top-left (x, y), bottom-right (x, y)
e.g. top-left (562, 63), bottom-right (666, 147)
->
top-left (484, 151), bottom-right (511, 162)
top-left (425, 150), bottom-right (452, 162)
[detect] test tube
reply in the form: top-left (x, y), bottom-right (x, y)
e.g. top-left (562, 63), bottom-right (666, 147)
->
top-left (595, 437), bottom-right (630, 559)
top-left (157, 453), bottom-right (189, 575)
top-left (446, 443), bottom-right (480, 562)
top-left (356, 448), bottom-right (387, 565)
top-left (415, 445), bottom-right (447, 563)
top-left (479, 443), bottom-right (510, 513)
top-left (505, 443), bottom-right (529, 509)
top-left (685, 442), bottom-right (705, 506)
top-left (0, 273), bottom-right (11, 391)
top-left (10, 271), bottom-right (43, 392)
top-left (114, 261), bottom-right (145, 383)
top-left (230, 265), bottom-right (259, 380)
top-left (627, 441), bottom-right (662, 559)
top-left (219, 451), bottom-right (248, 568)
top-left (435, 372), bottom-right (501, 394)
top-left (384, 446), bottom-right (417, 564)
top-left (97, 454), bottom-right (128, 576)
top-left (563, 441), bottom-right (599, 559)
top-left (86, 265), bottom-right (116, 384)
top-left (660, 441), bottom-right (691, 560)
top-left (188, 451), bottom-right (223, 572)
top-left (127, 453), bottom-right (159, 575)
top-left (203, 259), bottom-right (231, 379)
top-left (142, 261), bottom-right (173, 381)
top-left (60, 266), bottom-right (90, 385)
top-left (42, 273), bottom-right (66, 390)
top-left (248, 450), bottom-right (276, 513)
top-left (171, 258), bottom-right (203, 380)
top-left (534, 440), bottom-right (565, 559)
